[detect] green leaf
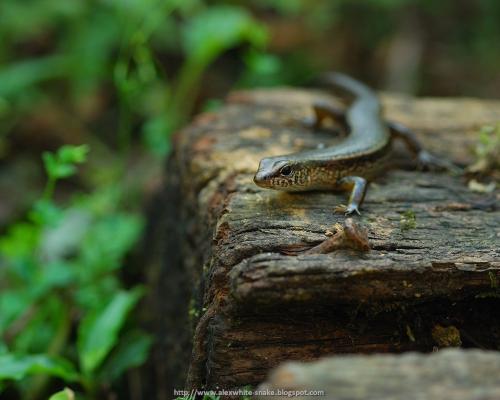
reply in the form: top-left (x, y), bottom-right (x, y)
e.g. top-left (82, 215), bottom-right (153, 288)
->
top-left (0, 1), bottom-right (85, 41)
top-left (42, 145), bottom-right (90, 180)
top-left (0, 289), bottom-right (35, 334)
top-left (57, 145), bottom-right (90, 164)
top-left (142, 116), bottom-right (172, 156)
top-left (0, 353), bottom-right (78, 382)
top-left (74, 276), bottom-right (121, 312)
top-left (49, 388), bottom-right (75, 400)
top-left (0, 222), bottom-right (40, 260)
top-left (0, 341), bottom-right (8, 355)
top-left (0, 56), bottom-right (68, 98)
top-left (12, 295), bottom-right (68, 354)
top-left (30, 199), bottom-right (63, 227)
top-left (99, 331), bottom-right (152, 381)
top-left (62, 10), bottom-right (120, 95)
top-left (183, 6), bottom-right (267, 64)
top-left (77, 288), bottom-right (143, 374)
top-left (42, 152), bottom-right (76, 180)
top-left (79, 213), bottom-right (144, 274)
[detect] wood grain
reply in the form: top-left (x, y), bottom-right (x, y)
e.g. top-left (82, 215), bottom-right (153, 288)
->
top-left (146, 88), bottom-right (500, 393)
top-left (258, 349), bottom-right (500, 400)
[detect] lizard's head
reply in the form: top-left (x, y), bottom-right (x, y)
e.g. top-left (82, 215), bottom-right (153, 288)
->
top-left (254, 157), bottom-right (308, 191)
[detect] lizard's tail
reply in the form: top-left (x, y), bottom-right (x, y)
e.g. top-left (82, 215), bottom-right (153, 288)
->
top-left (321, 72), bottom-right (378, 101)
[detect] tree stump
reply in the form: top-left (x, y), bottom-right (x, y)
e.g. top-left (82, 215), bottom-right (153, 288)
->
top-left (147, 88), bottom-right (500, 395)
top-left (258, 348), bottom-right (500, 400)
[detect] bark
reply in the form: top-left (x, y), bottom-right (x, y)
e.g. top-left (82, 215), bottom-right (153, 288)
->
top-left (146, 88), bottom-right (500, 394)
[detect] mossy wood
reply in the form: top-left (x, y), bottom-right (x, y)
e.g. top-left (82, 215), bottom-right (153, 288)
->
top-left (146, 88), bottom-right (500, 394)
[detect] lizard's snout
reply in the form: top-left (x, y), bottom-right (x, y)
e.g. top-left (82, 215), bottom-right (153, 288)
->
top-left (253, 171), bottom-right (271, 188)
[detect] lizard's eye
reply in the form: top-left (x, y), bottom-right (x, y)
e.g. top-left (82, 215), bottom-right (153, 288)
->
top-left (279, 165), bottom-right (293, 176)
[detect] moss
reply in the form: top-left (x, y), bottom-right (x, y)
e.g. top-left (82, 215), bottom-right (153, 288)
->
top-left (468, 124), bottom-right (500, 174)
top-left (188, 297), bottom-right (200, 320)
top-left (400, 210), bottom-right (417, 231)
top-left (431, 324), bottom-right (462, 347)
top-left (240, 385), bottom-right (254, 399)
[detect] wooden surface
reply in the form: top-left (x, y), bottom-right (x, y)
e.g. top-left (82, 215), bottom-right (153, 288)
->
top-left (258, 348), bottom-right (500, 400)
top-left (147, 88), bottom-right (500, 394)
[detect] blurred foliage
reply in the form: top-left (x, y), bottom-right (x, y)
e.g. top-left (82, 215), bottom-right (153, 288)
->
top-left (0, 0), bottom-right (500, 399)
top-left (48, 388), bottom-right (75, 400)
top-left (0, 1), bottom-right (271, 398)
top-left (175, 395), bottom-right (220, 400)
top-left (1, 0), bottom-right (499, 157)
top-left (0, 146), bottom-right (149, 399)
top-left (468, 124), bottom-right (500, 174)
top-left (0, 0), bottom-right (269, 156)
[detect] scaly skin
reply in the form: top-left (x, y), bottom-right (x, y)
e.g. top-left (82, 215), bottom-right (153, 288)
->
top-left (254, 72), bottom-right (389, 215)
top-left (253, 72), bottom-right (454, 215)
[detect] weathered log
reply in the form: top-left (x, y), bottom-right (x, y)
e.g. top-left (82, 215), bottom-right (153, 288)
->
top-left (146, 88), bottom-right (500, 395)
top-left (258, 348), bottom-right (500, 400)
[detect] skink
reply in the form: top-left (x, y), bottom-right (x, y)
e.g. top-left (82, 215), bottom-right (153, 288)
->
top-left (253, 72), bottom-right (452, 215)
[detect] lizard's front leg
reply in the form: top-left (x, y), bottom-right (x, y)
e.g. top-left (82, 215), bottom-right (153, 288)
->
top-left (334, 176), bottom-right (367, 215)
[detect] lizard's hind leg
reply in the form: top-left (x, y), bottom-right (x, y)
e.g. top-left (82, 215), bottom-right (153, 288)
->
top-left (302, 100), bottom-right (349, 132)
top-left (388, 121), bottom-right (462, 174)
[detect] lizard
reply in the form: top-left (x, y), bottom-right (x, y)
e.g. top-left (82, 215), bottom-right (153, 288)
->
top-left (253, 72), bottom-right (457, 215)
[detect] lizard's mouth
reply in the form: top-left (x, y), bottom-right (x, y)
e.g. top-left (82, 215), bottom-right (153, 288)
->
top-left (253, 172), bottom-right (272, 188)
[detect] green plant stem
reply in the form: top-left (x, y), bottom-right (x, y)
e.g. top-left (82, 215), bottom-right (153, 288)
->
top-left (117, 99), bottom-right (132, 153)
top-left (25, 302), bottom-right (73, 400)
top-left (80, 375), bottom-right (98, 400)
top-left (3, 304), bottom-right (37, 344)
top-left (43, 176), bottom-right (57, 200)
top-left (169, 56), bottom-right (209, 128)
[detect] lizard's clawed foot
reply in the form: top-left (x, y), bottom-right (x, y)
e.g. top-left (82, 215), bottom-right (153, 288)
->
top-left (417, 150), bottom-right (463, 175)
top-left (334, 204), bottom-right (361, 216)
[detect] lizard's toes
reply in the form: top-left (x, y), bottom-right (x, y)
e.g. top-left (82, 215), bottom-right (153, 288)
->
top-left (335, 204), bottom-right (361, 216)
top-left (345, 205), bottom-right (361, 216)
top-left (417, 150), bottom-right (463, 174)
